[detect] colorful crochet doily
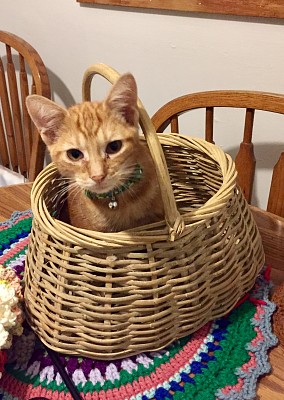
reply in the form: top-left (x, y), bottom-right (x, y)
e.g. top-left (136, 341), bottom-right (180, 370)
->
top-left (0, 211), bottom-right (278, 400)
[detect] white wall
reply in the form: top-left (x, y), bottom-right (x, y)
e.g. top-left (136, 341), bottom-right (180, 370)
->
top-left (1, 0), bottom-right (284, 207)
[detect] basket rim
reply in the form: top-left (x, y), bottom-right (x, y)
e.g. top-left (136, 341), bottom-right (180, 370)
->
top-left (31, 134), bottom-right (237, 246)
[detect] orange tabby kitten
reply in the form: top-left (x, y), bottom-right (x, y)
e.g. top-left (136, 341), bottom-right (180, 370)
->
top-left (26, 74), bottom-right (164, 232)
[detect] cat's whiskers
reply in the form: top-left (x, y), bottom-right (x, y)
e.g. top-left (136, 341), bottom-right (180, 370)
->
top-left (111, 163), bottom-right (139, 188)
top-left (56, 181), bottom-right (78, 201)
top-left (68, 184), bottom-right (83, 207)
top-left (127, 185), bottom-right (140, 200)
top-left (55, 176), bottom-right (74, 184)
top-left (55, 176), bottom-right (74, 180)
top-left (54, 177), bottom-right (75, 196)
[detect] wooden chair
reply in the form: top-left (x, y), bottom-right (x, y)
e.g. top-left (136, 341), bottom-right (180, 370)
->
top-left (152, 91), bottom-right (284, 216)
top-left (152, 90), bottom-right (284, 282)
top-left (0, 31), bottom-right (51, 182)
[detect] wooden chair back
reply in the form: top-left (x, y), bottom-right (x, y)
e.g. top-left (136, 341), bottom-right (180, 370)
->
top-left (152, 90), bottom-right (284, 218)
top-left (152, 90), bottom-right (284, 276)
top-left (0, 31), bottom-right (51, 181)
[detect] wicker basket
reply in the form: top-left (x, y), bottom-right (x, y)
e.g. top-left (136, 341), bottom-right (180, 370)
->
top-left (24, 64), bottom-right (264, 360)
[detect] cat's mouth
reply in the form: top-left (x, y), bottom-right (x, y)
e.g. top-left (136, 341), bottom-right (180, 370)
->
top-left (84, 181), bottom-right (115, 195)
top-left (81, 173), bottom-right (129, 194)
top-left (79, 164), bottom-right (143, 196)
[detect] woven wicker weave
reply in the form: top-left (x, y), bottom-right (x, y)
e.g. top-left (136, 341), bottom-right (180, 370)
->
top-left (24, 64), bottom-right (264, 360)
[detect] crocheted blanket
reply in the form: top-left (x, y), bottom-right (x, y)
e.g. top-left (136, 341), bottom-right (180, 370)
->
top-left (0, 211), bottom-right (278, 400)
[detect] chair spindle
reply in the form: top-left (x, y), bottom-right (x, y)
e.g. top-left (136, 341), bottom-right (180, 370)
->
top-left (205, 107), bottom-right (214, 143)
top-left (0, 112), bottom-right (9, 167)
top-left (235, 108), bottom-right (256, 203)
top-left (170, 115), bottom-right (179, 133)
top-left (0, 56), bottom-right (18, 170)
top-left (6, 45), bottom-right (27, 175)
top-left (20, 54), bottom-right (32, 165)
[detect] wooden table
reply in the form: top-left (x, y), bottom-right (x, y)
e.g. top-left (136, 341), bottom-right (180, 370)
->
top-left (0, 183), bottom-right (283, 399)
top-left (0, 183), bottom-right (32, 222)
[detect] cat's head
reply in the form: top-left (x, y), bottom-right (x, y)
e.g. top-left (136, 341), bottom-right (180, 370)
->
top-left (26, 73), bottom-right (141, 194)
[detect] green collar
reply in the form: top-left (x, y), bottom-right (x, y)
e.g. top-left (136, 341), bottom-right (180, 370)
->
top-left (84, 164), bottom-right (143, 208)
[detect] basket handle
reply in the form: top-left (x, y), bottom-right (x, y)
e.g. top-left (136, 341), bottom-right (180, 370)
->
top-left (82, 63), bottom-right (184, 241)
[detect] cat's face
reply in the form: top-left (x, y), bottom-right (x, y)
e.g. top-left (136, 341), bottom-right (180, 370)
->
top-left (26, 74), bottom-right (140, 194)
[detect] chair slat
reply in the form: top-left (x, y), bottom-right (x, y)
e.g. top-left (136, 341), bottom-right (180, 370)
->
top-left (170, 115), bottom-right (179, 133)
top-left (235, 108), bottom-right (256, 203)
top-left (267, 152), bottom-right (284, 217)
top-left (0, 111), bottom-right (9, 167)
top-left (0, 57), bottom-right (18, 170)
top-left (235, 143), bottom-right (255, 203)
top-left (6, 45), bottom-right (27, 176)
top-left (19, 54), bottom-right (32, 165)
top-left (29, 127), bottom-right (46, 182)
top-left (243, 108), bottom-right (255, 143)
top-left (205, 107), bottom-right (214, 142)
top-left (31, 78), bottom-right (36, 94)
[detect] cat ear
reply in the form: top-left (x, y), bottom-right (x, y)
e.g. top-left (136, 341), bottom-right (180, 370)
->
top-left (105, 73), bottom-right (139, 127)
top-left (26, 95), bottom-right (67, 145)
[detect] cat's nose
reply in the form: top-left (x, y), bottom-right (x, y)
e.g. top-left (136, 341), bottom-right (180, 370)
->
top-left (91, 174), bottom-right (105, 183)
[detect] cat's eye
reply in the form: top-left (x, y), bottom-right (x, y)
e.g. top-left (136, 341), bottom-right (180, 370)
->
top-left (105, 140), bottom-right (122, 155)
top-left (67, 149), bottom-right (84, 161)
